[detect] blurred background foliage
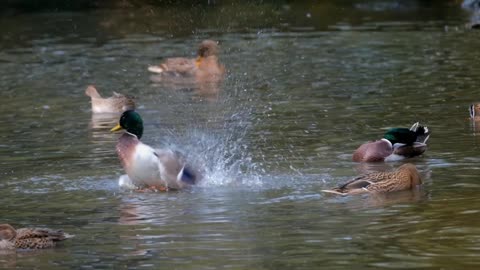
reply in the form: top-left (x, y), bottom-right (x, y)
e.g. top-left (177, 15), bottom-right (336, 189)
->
top-left (0, 0), bottom-right (466, 13)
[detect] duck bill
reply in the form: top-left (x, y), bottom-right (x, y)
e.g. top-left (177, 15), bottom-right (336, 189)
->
top-left (195, 56), bottom-right (203, 67)
top-left (110, 124), bottom-right (123, 132)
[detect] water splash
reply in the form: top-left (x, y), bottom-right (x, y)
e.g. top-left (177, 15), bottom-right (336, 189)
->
top-left (159, 124), bottom-right (263, 188)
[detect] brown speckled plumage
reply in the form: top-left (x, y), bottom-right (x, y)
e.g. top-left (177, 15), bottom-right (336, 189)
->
top-left (322, 163), bottom-right (422, 196)
top-left (0, 224), bottom-right (73, 250)
top-left (85, 85), bottom-right (136, 114)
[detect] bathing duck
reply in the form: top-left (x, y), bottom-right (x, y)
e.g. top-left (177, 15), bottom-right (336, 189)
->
top-left (353, 122), bottom-right (430, 162)
top-left (0, 224), bottom-right (73, 250)
top-left (111, 110), bottom-right (200, 191)
top-left (322, 163), bottom-right (421, 196)
top-left (148, 40), bottom-right (225, 82)
top-left (85, 85), bottom-right (136, 114)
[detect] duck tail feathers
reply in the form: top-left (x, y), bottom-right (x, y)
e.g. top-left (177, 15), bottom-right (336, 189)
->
top-left (320, 189), bottom-right (348, 196)
top-left (63, 233), bottom-right (75, 239)
top-left (410, 122), bottom-right (430, 144)
top-left (178, 165), bottom-right (197, 185)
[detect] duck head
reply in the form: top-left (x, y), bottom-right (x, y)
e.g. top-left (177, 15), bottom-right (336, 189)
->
top-left (398, 163), bottom-right (422, 187)
top-left (111, 110), bottom-right (144, 139)
top-left (0, 224), bottom-right (16, 241)
top-left (196, 40), bottom-right (219, 66)
top-left (383, 128), bottom-right (416, 145)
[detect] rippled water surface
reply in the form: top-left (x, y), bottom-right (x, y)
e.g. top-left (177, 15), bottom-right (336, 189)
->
top-left (1, 1), bottom-right (480, 269)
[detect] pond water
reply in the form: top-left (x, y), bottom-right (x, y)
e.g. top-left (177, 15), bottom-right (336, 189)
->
top-left (1, 1), bottom-right (480, 269)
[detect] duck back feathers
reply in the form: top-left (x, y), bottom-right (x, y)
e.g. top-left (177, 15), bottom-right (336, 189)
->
top-left (0, 224), bottom-right (73, 250)
top-left (384, 122), bottom-right (430, 145)
top-left (85, 85), bottom-right (136, 114)
top-left (322, 163), bottom-right (421, 196)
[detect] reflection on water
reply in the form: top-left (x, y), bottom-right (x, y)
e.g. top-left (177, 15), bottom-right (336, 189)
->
top-left (1, 0), bottom-right (480, 269)
top-left (89, 113), bottom-right (119, 130)
top-left (149, 79), bottom-right (222, 103)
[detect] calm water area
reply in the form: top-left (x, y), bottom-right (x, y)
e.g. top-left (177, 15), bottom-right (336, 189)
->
top-left (1, 0), bottom-right (480, 269)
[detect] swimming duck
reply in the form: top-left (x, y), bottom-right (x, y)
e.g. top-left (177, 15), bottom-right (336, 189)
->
top-left (0, 224), bottom-right (73, 250)
top-left (353, 122), bottom-right (430, 162)
top-left (111, 110), bottom-right (200, 191)
top-left (85, 85), bottom-right (136, 114)
top-left (148, 40), bottom-right (225, 82)
top-left (469, 103), bottom-right (480, 119)
top-left (322, 163), bottom-right (422, 196)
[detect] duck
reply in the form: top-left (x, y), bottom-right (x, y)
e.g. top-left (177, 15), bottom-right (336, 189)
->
top-left (110, 110), bottom-right (201, 191)
top-left (469, 103), bottom-right (480, 119)
top-left (0, 224), bottom-right (73, 250)
top-left (148, 40), bottom-right (225, 83)
top-left (352, 122), bottom-right (430, 162)
top-left (85, 85), bottom-right (136, 114)
top-left (322, 163), bottom-right (422, 196)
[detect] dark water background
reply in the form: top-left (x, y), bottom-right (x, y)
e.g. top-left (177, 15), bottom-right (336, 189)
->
top-left (1, 1), bottom-right (480, 269)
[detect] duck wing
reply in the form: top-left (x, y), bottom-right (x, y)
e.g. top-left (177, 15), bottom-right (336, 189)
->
top-left (149, 58), bottom-right (196, 76)
top-left (15, 228), bottom-right (73, 249)
top-left (409, 122), bottom-right (430, 144)
top-left (154, 149), bottom-right (200, 189)
top-left (353, 140), bottom-right (393, 162)
top-left (393, 143), bottom-right (427, 157)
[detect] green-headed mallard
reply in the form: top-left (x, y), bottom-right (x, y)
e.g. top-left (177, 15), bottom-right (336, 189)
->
top-left (111, 110), bottom-right (201, 191)
top-left (148, 40), bottom-right (225, 82)
top-left (322, 163), bottom-right (421, 196)
top-left (353, 122), bottom-right (430, 162)
top-left (85, 85), bottom-right (136, 114)
top-left (0, 224), bottom-right (73, 250)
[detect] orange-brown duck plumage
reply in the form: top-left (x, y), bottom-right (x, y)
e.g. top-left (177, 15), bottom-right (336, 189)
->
top-left (148, 40), bottom-right (225, 83)
top-left (322, 163), bottom-right (422, 196)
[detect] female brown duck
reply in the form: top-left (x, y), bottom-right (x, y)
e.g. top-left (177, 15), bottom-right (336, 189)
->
top-left (0, 224), bottom-right (73, 249)
top-left (322, 163), bottom-right (422, 196)
top-left (148, 40), bottom-right (225, 83)
top-left (85, 85), bottom-right (135, 114)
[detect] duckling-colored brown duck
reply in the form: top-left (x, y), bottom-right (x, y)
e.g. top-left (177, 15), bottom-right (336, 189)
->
top-left (322, 163), bottom-right (422, 196)
top-left (0, 224), bottom-right (73, 250)
top-left (85, 85), bottom-right (136, 114)
top-left (148, 40), bottom-right (225, 83)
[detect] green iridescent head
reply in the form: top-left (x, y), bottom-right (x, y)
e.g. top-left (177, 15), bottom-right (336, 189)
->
top-left (111, 110), bottom-right (144, 139)
top-left (383, 128), bottom-right (416, 145)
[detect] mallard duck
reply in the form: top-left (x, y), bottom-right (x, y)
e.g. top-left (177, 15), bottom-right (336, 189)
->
top-left (148, 40), bottom-right (225, 82)
top-left (0, 224), bottom-right (73, 250)
top-left (85, 85), bottom-right (136, 114)
top-left (110, 110), bottom-right (201, 191)
top-left (469, 103), bottom-right (480, 119)
top-left (353, 122), bottom-right (430, 162)
top-left (322, 163), bottom-right (422, 196)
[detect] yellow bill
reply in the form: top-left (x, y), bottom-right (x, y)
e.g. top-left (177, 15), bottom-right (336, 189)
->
top-left (110, 124), bottom-right (123, 132)
top-left (195, 56), bottom-right (203, 67)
